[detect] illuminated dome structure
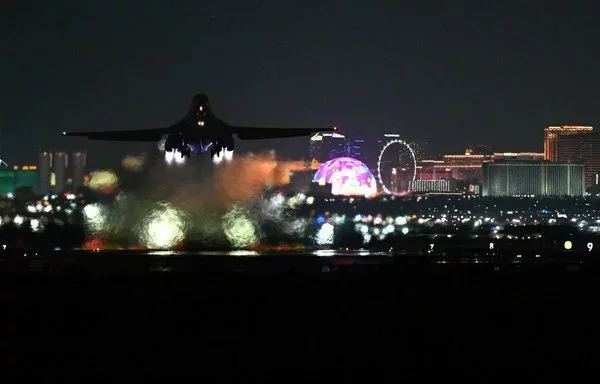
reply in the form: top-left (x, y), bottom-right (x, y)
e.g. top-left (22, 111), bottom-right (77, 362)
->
top-left (313, 157), bottom-right (377, 197)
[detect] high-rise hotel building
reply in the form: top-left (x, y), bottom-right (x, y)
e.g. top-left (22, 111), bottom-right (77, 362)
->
top-left (482, 160), bottom-right (585, 197)
top-left (544, 125), bottom-right (599, 188)
top-left (544, 126), bottom-right (592, 161)
top-left (309, 132), bottom-right (348, 164)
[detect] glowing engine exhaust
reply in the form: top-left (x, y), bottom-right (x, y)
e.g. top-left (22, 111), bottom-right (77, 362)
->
top-left (213, 149), bottom-right (234, 165)
top-left (165, 150), bottom-right (186, 165)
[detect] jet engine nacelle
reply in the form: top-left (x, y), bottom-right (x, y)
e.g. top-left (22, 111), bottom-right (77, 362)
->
top-left (209, 135), bottom-right (234, 158)
top-left (222, 135), bottom-right (235, 151)
top-left (165, 134), bottom-right (184, 151)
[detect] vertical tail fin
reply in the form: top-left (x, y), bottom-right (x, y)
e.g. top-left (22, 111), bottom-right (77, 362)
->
top-left (188, 93), bottom-right (212, 118)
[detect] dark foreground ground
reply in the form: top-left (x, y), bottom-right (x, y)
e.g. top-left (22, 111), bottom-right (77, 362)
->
top-left (1, 251), bottom-right (599, 379)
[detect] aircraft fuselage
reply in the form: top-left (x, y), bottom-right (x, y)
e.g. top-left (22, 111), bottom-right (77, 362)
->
top-left (164, 97), bottom-right (234, 158)
top-left (61, 93), bottom-right (336, 159)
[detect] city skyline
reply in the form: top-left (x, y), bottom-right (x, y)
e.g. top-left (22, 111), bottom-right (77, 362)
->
top-left (3, 1), bottom-right (600, 165)
top-left (2, 2), bottom-right (600, 373)
top-left (0, 125), bottom-right (564, 169)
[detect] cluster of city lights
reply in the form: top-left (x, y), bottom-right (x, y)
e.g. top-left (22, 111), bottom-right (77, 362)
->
top-left (306, 195), bottom-right (600, 245)
top-left (3, 188), bottom-right (600, 251)
top-left (0, 193), bottom-right (83, 233)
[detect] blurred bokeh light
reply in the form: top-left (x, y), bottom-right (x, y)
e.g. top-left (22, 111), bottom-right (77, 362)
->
top-left (83, 203), bottom-right (107, 234)
top-left (136, 202), bottom-right (188, 249)
top-left (88, 170), bottom-right (119, 194)
top-left (222, 205), bottom-right (259, 248)
top-left (122, 155), bottom-right (146, 171)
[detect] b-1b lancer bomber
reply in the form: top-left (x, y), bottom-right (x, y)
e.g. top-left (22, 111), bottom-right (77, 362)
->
top-left (62, 94), bottom-right (337, 158)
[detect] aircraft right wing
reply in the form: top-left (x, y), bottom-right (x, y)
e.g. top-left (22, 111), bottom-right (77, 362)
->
top-left (61, 126), bottom-right (175, 142)
top-left (233, 126), bottom-right (337, 140)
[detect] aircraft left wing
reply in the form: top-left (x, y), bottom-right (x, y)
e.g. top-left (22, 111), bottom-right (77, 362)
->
top-left (233, 126), bottom-right (337, 140)
top-left (61, 127), bottom-right (172, 142)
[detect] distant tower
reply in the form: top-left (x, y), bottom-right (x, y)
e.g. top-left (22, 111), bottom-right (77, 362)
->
top-left (309, 132), bottom-right (347, 163)
top-left (72, 151), bottom-right (87, 190)
top-left (38, 151), bottom-right (52, 194)
top-left (53, 151), bottom-right (68, 193)
top-left (408, 139), bottom-right (429, 163)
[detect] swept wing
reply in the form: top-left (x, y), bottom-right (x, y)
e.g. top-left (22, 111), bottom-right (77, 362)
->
top-left (61, 126), bottom-right (177, 142)
top-left (233, 126), bottom-right (337, 140)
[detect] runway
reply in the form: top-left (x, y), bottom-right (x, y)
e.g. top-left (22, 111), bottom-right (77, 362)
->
top-left (2, 247), bottom-right (600, 378)
top-left (0, 248), bottom-right (598, 274)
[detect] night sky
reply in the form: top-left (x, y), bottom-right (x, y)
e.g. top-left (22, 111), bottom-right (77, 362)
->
top-left (2, 0), bottom-right (600, 167)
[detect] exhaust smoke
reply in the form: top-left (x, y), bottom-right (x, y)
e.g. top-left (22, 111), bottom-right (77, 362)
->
top-left (82, 150), bottom-right (316, 249)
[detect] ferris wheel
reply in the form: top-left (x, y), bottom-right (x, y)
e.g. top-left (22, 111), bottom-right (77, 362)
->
top-left (377, 139), bottom-right (417, 194)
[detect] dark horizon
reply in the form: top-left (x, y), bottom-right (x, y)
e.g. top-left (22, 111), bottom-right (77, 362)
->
top-left (2, 0), bottom-right (600, 167)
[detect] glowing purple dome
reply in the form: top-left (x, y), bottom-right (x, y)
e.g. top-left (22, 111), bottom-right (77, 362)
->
top-left (313, 157), bottom-right (377, 197)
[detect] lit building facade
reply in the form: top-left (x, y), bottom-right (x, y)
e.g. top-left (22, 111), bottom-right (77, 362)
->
top-left (0, 166), bottom-right (12, 195)
top-left (39, 151), bottom-right (51, 194)
top-left (417, 164), bottom-right (454, 180)
top-left (544, 126), bottom-right (593, 162)
top-left (493, 152), bottom-right (545, 161)
top-left (38, 150), bottom-right (88, 193)
top-left (441, 153), bottom-right (489, 182)
top-left (53, 151), bottom-right (67, 193)
top-left (72, 151), bottom-right (87, 190)
top-left (591, 172), bottom-right (600, 195)
top-left (416, 151), bottom-right (546, 185)
top-left (482, 160), bottom-right (585, 197)
top-left (409, 139), bottom-right (428, 163)
top-left (0, 165), bottom-right (39, 195)
top-left (552, 132), bottom-right (600, 188)
top-left (409, 179), bottom-right (455, 193)
top-left (347, 138), bottom-right (370, 166)
top-left (349, 134), bottom-right (389, 170)
top-left (384, 166), bottom-right (413, 193)
top-left (309, 132), bottom-right (347, 164)
top-left (350, 137), bottom-right (397, 169)
top-left (417, 152), bottom-right (487, 184)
